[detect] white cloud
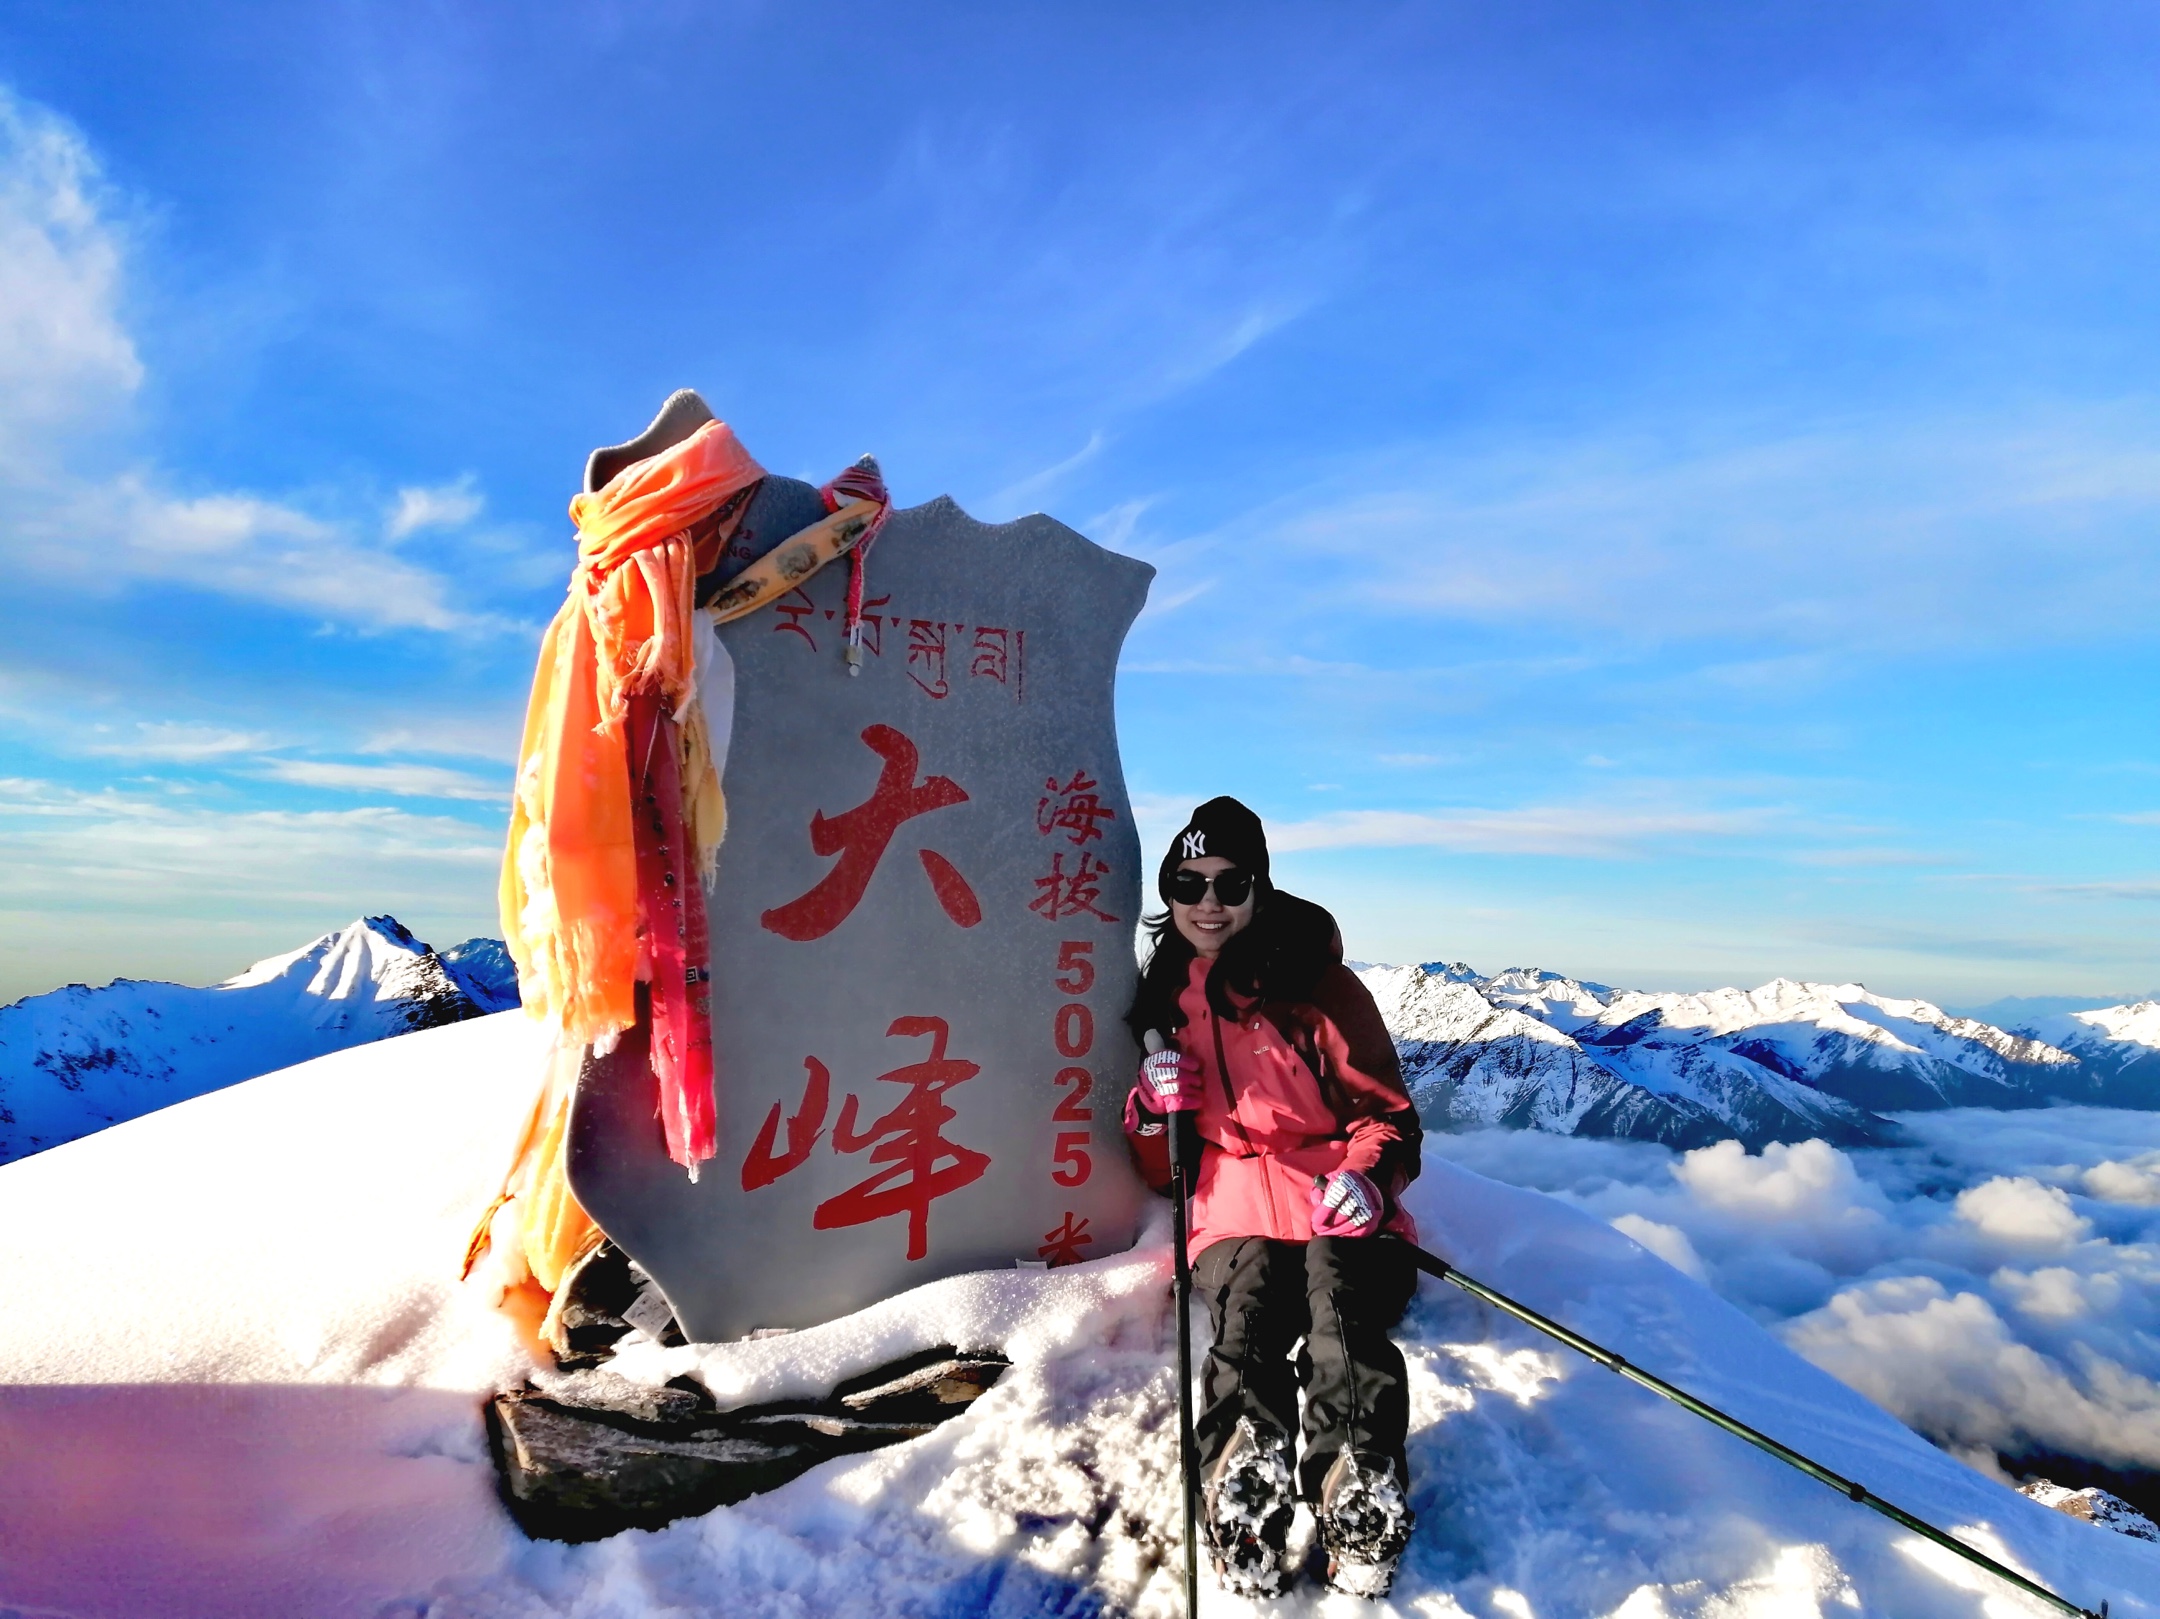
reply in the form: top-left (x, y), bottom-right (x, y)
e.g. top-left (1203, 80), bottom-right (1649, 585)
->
top-left (387, 476), bottom-right (483, 541)
top-left (256, 758), bottom-right (507, 803)
top-left (989, 431), bottom-right (1106, 513)
top-left (1224, 408), bottom-right (2160, 653)
top-left (1781, 1277), bottom-right (2160, 1474)
top-left (1429, 1107), bottom-right (2160, 1474)
top-left (80, 722), bottom-right (274, 761)
top-left (0, 776), bottom-right (500, 895)
top-left (0, 91), bottom-right (139, 456)
top-left (1993, 1266), bottom-right (2120, 1324)
top-left (1674, 1138), bottom-right (1880, 1223)
top-left (0, 88), bottom-right (494, 637)
top-left (17, 469), bottom-right (492, 636)
top-left (1081, 497), bottom-right (1152, 553)
top-left (1270, 803), bottom-right (1780, 858)
top-left (1953, 1176), bottom-right (2092, 1254)
top-left (2084, 1156), bottom-right (2160, 1206)
top-left (0, 776), bottom-right (503, 998)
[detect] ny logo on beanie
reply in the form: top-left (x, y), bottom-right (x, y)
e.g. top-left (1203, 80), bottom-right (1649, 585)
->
top-left (1181, 830), bottom-right (1206, 859)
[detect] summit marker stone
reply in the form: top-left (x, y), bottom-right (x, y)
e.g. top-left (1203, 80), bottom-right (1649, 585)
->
top-left (568, 492), bottom-right (1153, 1342)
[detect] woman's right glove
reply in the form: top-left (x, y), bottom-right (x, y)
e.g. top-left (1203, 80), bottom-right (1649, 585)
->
top-left (1136, 1046), bottom-right (1203, 1113)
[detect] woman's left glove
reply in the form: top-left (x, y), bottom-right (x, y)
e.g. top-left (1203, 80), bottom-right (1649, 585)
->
top-left (1309, 1169), bottom-right (1384, 1239)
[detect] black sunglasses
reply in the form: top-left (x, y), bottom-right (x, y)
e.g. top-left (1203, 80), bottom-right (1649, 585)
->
top-left (1164, 867), bottom-right (1256, 906)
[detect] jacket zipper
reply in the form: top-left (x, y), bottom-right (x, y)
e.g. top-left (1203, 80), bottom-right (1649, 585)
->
top-left (1211, 1005), bottom-right (1282, 1233)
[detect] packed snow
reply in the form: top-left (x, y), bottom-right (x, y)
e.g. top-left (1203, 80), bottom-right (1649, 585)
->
top-left (1, 1012), bottom-right (2154, 1618)
top-left (0, 916), bottom-right (516, 1164)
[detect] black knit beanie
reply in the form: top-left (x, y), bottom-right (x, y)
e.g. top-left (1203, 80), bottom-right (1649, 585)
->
top-left (1157, 795), bottom-right (1271, 903)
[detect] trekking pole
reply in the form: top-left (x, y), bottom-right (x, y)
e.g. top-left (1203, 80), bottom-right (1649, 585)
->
top-left (1147, 1031), bottom-right (1202, 1619)
top-left (1400, 1242), bottom-right (2110, 1619)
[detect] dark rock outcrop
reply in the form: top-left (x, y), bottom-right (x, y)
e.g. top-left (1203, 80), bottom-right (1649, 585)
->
top-left (487, 1345), bottom-right (1010, 1542)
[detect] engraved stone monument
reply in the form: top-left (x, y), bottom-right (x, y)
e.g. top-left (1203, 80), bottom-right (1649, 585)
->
top-left (569, 474), bottom-right (1154, 1343)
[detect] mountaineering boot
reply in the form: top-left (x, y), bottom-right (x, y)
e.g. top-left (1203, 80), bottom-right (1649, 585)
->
top-left (1316, 1450), bottom-right (1414, 1598)
top-left (1202, 1416), bottom-right (1297, 1597)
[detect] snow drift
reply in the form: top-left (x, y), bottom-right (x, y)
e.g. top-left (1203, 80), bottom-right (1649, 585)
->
top-left (0, 1012), bottom-right (2152, 1618)
top-left (0, 915), bottom-right (516, 1164)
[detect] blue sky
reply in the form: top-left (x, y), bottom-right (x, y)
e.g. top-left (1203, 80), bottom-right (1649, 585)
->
top-left (1, 1), bottom-right (2156, 1006)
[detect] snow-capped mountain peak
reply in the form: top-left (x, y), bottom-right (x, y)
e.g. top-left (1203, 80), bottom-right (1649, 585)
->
top-left (1363, 960), bottom-right (2159, 1151)
top-left (0, 916), bottom-right (520, 1164)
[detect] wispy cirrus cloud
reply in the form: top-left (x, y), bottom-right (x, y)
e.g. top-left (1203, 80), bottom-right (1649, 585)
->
top-left (0, 91), bottom-right (505, 638)
top-left (254, 758), bottom-right (507, 803)
top-left (0, 89), bottom-right (138, 455)
top-left (988, 430), bottom-right (1106, 514)
top-left (2041, 879), bottom-right (2160, 903)
top-left (1215, 409), bottom-right (2160, 654)
top-left (386, 475), bottom-right (483, 542)
top-left (79, 721), bottom-right (275, 761)
top-left (1270, 802), bottom-right (1784, 859)
top-left (0, 775), bottom-right (502, 998)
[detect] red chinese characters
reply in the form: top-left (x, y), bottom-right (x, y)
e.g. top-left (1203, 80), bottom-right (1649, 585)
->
top-left (1030, 852), bottom-right (1118, 924)
top-left (761, 725), bottom-right (984, 941)
top-left (1030, 768), bottom-right (1119, 924)
top-left (1038, 1211), bottom-right (1094, 1267)
top-left (1036, 770), bottom-right (1115, 846)
top-left (740, 1056), bottom-right (830, 1192)
top-left (739, 1018), bottom-right (991, 1261)
top-left (815, 1016), bottom-right (991, 1260)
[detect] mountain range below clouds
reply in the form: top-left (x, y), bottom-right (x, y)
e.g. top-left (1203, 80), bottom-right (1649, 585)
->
top-left (1361, 961), bottom-right (2160, 1150)
top-left (8, 919), bottom-right (2160, 1170)
top-left (0, 917), bottom-right (518, 1165)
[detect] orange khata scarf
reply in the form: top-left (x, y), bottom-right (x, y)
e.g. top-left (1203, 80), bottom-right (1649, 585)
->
top-left (469, 420), bottom-right (889, 1302)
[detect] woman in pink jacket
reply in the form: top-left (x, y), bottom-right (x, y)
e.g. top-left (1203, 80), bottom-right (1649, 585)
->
top-left (1123, 797), bottom-right (1422, 1598)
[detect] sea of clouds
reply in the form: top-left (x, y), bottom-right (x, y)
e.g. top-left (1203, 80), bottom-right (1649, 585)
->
top-left (1428, 1108), bottom-right (2160, 1491)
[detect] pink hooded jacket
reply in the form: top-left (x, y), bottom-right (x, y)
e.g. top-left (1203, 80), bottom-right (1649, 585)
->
top-left (1125, 954), bottom-right (1421, 1261)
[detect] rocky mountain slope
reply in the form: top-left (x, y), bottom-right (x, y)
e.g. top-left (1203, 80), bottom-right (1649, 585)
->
top-left (1364, 961), bottom-right (2160, 1149)
top-left (0, 916), bottom-right (518, 1164)
top-left (2012, 1001), bottom-right (2160, 1104)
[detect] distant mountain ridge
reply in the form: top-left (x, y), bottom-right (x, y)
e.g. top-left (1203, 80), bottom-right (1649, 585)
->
top-left (0, 918), bottom-right (518, 1164)
top-left (1361, 961), bottom-right (2160, 1149)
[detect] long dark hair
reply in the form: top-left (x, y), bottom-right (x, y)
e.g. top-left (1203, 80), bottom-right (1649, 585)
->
top-left (1124, 882), bottom-right (1341, 1043)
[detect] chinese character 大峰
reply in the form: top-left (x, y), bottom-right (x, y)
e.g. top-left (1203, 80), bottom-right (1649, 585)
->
top-left (740, 1056), bottom-right (831, 1191)
top-left (761, 724), bottom-right (984, 941)
top-left (813, 1016), bottom-right (991, 1261)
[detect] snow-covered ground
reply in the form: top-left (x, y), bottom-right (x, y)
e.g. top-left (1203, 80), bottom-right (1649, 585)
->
top-left (1, 1012), bottom-right (2154, 1618)
top-left (0, 916), bottom-right (516, 1164)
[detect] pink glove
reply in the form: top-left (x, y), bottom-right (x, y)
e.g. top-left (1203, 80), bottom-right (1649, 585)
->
top-left (1310, 1169), bottom-right (1384, 1239)
top-left (1137, 1047), bottom-right (1202, 1113)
